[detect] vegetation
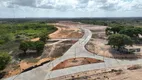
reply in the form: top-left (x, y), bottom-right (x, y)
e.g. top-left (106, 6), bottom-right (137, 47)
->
top-left (105, 25), bottom-right (124, 35)
top-left (19, 41), bottom-right (45, 54)
top-left (119, 27), bottom-right (142, 38)
top-left (0, 22), bottom-right (56, 44)
top-left (0, 52), bottom-right (11, 70)
top-left (0, 22), bottom-right (57, 53)
top-left (108, 34), bottom-right (133, 50)
top-left (39, 31), bottom-right (49, 43)
top-left (19, 42), bottom-right (29, 54)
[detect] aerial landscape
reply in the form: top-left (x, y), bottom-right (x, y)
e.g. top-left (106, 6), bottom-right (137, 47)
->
top-left (0, 0), bottom-right (142, 80)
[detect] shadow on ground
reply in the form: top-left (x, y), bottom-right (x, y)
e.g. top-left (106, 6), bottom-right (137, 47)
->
top-left (16, 51), bottom-right (42, 60)
top-left (109, 48), bottom-right (140, 60)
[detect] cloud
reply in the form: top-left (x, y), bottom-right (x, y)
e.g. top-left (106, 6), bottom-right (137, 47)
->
top-left (1, 0), bottom-right (142, 12)
top-left (6, 0), bottom-right (37, 8)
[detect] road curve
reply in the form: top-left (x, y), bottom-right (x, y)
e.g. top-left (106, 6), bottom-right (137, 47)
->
top-left (4, 25), bottom-right (142, 80)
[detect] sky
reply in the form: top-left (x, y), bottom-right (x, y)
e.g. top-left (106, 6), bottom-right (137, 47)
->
top-left (0, 0), bottom-right (142, 18)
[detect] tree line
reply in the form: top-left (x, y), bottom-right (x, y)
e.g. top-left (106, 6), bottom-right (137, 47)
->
top-left (106, 25), bottom-right (142, 52)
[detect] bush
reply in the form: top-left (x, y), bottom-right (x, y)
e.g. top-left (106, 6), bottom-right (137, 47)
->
top-left (0, 52), bottom-right (11, 70)
top-left (35, 41), bottom-right (44, 53)
top-left (108, 34), bottom-right (133, 50)
top-left (0, 40), bottom-right (5, 45)
top-left (19, 42), bottom-right (29, 54)
top-left (19, 41), bottom-right (45, 54)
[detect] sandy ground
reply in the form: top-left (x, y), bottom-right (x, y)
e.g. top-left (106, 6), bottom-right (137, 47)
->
top-left (4, 58), bottom-right (53, 78)
top-left (3, 40), bottom-right (73, 78)
top-left (52, 57), bottom-right (103, 71)
top-left (31, 23), bottom-right (83, 41)
top-left (85, 25), bottom-right (142, 59)
top-left (49, 23), bottom-right (83, 39)
top-left (50, 64), bottom-right (142, 80)
top-left (31, 38), bottom-right (40, 41)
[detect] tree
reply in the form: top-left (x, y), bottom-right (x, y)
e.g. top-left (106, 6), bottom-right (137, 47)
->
top-left (39, 34), bottom-right (48, 43)
top-left (119, 28), bottom-right (135, 37)
top-left (35, 41), bottom-right (44, 53)
top-left (19, 41), bottom-right (29, 54)
top-left (108, 34), bottom-right (133, 50)
top-left (19, 41), bottom-right (45, 54)
top-left (0, 52), bottom-right (11, 70)
top-left (105, 25), bottom-right (124, 35)
top-left (39, 31), bottom-right (49, 43)
top-left (119, 27), bottom-right (142, 38)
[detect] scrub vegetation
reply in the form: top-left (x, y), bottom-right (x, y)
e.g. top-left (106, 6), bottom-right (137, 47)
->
top-left (0, 21), bottom-right (57, 74)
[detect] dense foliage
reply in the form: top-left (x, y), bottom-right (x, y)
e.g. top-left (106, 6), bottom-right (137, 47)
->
top-left (119, 27), bottom-right (142, 38)
top-left (0, 52), bottom-right (11, 70)
top-left (108, 34), bottom-right (133, 50)
top-left (0, 22), bottom-right (57, 53)
top-left (0, 23), bottom-right (57, 45)
top-left (19, 41), bottom-right (45, 54)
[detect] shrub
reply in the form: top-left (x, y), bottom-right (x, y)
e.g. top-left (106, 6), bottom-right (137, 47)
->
top-left (19, 42), bottom-right (29, 54)
top-left (19, 41), bottom-right (45, 54)
top-left (35, 41), bottom-right (44, 53)
top-left (0, 52), bottom-right (11, 70)
top-left (0, 40), bottom-right (5, 45)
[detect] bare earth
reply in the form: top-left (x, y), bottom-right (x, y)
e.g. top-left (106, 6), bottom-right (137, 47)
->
top-left (50, 64), bottom-right (142, 80)
top-left (52, 57), bottom-right (103, 71)
top-left (49, 23), bottom-right (83, 39)
top-left (85, 25), bottom-right (142, 59)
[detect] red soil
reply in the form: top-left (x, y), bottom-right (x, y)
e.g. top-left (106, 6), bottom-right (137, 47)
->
top-left (52, 57), bottom-right (103, 71)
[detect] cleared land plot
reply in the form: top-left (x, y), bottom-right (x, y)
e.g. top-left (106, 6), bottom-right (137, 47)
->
top-left (85, 25), bottom-right (142, 59)
top-left (52, 57), bottom-right (103, 71)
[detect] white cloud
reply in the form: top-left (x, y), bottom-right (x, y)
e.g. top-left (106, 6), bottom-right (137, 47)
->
top-left (1, 0), bottom-right (141, 11)
top-left (0, 0), bottom-right (142, 17)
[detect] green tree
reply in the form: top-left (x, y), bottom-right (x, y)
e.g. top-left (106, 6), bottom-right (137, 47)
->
top-left (39, 34), bottom-right (48, 43)
top-left (119, 28), bottom-right (135, 37)
top-left (19, 42), bottom-right (29, 54)
top-left (119, 27), bottom-right (142, 38)
top-left (39, 31), bottom-right (49, 43)
top-left (108, 34), bottom-right (133, 50)
top-left (35, 41), bottom-right (45, 53)
top-left (106, 26), bottom-right (124, 34)
top-left (0, 52), bottom-right (11, 70)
